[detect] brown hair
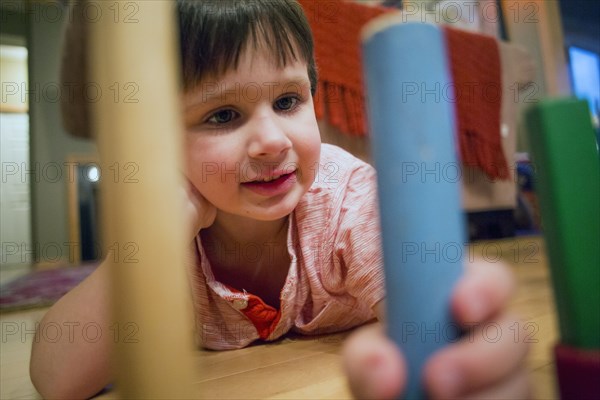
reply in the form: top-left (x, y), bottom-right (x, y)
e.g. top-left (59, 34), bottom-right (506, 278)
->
top-left (177, 0), bottom-right (317, 94)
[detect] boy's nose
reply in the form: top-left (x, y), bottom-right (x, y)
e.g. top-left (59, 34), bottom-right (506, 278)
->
top-left (247, 114), bottom-right (292, 159)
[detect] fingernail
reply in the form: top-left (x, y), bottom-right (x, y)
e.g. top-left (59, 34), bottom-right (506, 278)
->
top-left (365, 351), bottom-right (387, 378)
top-left (364, 351), bottom-right (393, 393)
top-left (465, 289), bottom-right (487, 322)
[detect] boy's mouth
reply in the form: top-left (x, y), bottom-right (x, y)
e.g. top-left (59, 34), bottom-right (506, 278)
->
top-left (241, 170), bottom-right (297, 196)
top-left (254, 173), bottom-right (286, 183)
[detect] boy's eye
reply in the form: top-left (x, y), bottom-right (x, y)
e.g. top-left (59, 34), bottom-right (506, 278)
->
top-left (207, 109), bottom-right (238, 124)
top-left (274, 96), bottom-right (298, 111)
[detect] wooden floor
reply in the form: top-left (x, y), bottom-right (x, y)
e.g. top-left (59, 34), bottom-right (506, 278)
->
top-left (0, 236), bottom-right (559, 399)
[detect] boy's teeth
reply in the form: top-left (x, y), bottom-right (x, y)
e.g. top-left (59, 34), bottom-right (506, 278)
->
top-left (262, 174), bottom-right (281, 182)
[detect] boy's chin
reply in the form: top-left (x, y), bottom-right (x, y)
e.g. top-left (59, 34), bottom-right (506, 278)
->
top-left (243, 207), bottom-right (294, 222)
top-left (216, 187), bottom-right (307, 222)
top-left (245, 190), bottom-right (306, 221)
top-left (247, 203), bottom-right (299, 222)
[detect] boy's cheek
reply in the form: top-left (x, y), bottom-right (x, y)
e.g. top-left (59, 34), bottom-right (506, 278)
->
top-left (184, 148), bottom-right (218, 181)
top-left (187, 178), bottom-right (223, 211)
top-left (186, 170), bottom-right (217, 194)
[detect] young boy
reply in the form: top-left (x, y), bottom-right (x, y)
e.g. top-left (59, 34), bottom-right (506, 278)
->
top-left (30, 1), bottom-right (529, 398)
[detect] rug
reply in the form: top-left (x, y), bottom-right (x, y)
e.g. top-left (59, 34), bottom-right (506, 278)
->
top-left (0, 263), bottom-right (98, 312)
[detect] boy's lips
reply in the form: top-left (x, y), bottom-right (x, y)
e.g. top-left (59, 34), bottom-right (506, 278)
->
top-left (241, 170), bottom-right (297, 197)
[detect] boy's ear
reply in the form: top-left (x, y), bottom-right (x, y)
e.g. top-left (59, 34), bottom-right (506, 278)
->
top-left (60, 0), bottom-right (92, 139)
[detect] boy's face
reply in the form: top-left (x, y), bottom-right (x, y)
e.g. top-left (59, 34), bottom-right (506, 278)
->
top-left (182, 48), bottom-right (321, 222)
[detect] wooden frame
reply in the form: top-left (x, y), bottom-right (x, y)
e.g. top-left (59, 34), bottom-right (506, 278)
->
top-left (90, 2), bottom-right (196, 397)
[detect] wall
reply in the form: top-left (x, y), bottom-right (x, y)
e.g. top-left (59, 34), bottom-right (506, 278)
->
top-left (1, 2), bottom-right (98, 266)
top-left (1, 3), bottom-right (31, 271)
top-left (500, 0), bottom-right (572, 152)
top-left (1, 44), bottom-right (31, 269)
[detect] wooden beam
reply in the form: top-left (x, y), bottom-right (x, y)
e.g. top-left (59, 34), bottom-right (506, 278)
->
top-left (89, 1), bottom-right (196, 397)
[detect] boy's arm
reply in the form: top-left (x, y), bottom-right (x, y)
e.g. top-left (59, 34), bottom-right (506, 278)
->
top-left (29, 181), bottom-right (214, 399)
top-left (30, 259), bottom-right (112, 399)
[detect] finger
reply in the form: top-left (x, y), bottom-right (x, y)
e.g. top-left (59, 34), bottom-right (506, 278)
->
top-left (424, 314), bottom-right (530, 399)
top-left (342, 323), bottom-right (405, 400)
top-left (186, 179), bottom-right (203, 207)
top-left (452, 257), bottom-right (515, 325)
top-left (462, 367), bottom-right (531, 400)
top-left (184, 180), bottom-right (216, 232)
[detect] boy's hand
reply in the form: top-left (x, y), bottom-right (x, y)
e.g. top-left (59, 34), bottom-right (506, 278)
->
top-left (342, 258), bottom-right (531, 399)
top-left (184, 179), bottom-right (217, 239)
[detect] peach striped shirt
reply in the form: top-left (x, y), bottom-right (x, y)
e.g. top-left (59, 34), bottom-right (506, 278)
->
top-left (189, 144), bottom-right (385, 350)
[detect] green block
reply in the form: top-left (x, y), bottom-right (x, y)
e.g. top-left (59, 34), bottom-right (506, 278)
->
top-left (525, 98), bottom-right (600, 349)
